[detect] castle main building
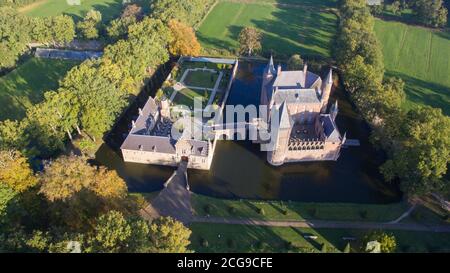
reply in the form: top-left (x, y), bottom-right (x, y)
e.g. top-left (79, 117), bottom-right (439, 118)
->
top-left (260, 57), bottom-right (345, 166)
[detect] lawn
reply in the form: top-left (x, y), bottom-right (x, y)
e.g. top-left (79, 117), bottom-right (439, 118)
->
top-left (20, 0), bottom-right (124, 22)
top-left (182, 70), bottom-right (219, 89)
top-left (374, 19), bottom-right (450, 115)
top-left (189, 223), bottom-right (450, 253)
top-left (172, 88), bottom-right (212, 109)
top-left (0, 58), bottom-right (79, 121)
top-left (197, 0), bottom-right (338, 58)
top-left (192, 194), bottom-right (409, 222)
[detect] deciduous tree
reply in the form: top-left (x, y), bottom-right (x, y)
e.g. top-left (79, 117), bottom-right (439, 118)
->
top-left (238, 27), bottom-right (262, 56)
top-left (167, 20), bottom-right (201, 57)
top-left (149, 216), bottom-right (192, 253)
top-left (0, 150), bottom-right (37, 193)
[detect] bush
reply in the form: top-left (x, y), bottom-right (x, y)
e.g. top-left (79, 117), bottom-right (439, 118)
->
top-left (360, 210), bottom-right (368, 219)
top-left (308, 207), bottom-right (317, 217)
top-left (203, 204), bottom-right (212, 214)
top-left (255, 240), bottom-right (267, 250)
top-left (200, 237), bottom-right (209, 248)
top-left (227, 205), bottom-right (237, 215)
top-left (284, 241), bottom-right (293, 250)
top-left (258, 207), bottom-right (265, 216)
top-left (227, 238), bottom-right (236, 249)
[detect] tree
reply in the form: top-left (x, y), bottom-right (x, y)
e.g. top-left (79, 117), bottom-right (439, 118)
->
top-left (121, 3), bottom-right (143, 20)
top-left (91, 167), bottom-right (127, 199)
top-left (411, 0), bottom-right (448, 27)
top-left (380, 106), bottom-right (450, 196)
top-left (168, 19), bottom-right (201, 57)
top-left (238, 27), bottom-right (262, 56)
top-left (39, 155), bottom-right (94, 202)
top-left (149, 217), bottom-right (191, 253)
top-left (321, 243), bottom-right (328, 253)
top-left (77, 9), bottom-right (103, 39)
top-left (0, 150), bottom-right (37, 193)
top-left (150, 0), bottom-right (214, 26)
top-left (88, 210), bottom-right (132, 253)
top-left (287, 54), bottom-right (304, 70)
top-left (363, 231), bottom-right (396, 253)
top-left (343, 242), bottom-right (351, 253)
top-left (86, 210), bottom-right (152, 253)
top-left (390, 1), bottom-right (401, 15)
top-left (0, 7), bottom-right (31, 70)
top-left (0, 184), bottom-right (17, 221)
top-left (106, 4), bottom-right (143, 40)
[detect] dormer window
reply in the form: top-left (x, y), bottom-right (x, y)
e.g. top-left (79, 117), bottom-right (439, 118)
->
top-left (138, 145), bottom-right (143, 151)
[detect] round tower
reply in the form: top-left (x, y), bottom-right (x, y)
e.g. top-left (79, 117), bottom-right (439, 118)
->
top-left (321, 69), bottom-right (333, 113)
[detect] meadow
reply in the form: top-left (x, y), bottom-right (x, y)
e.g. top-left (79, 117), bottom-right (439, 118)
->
top-left (189, 223), bottom-right (450, 253)
top-left (20, 0), bottom-right (124, 22)
top-left (197, 0), bottom-right (338, 58)
top-left (0, 58), bottom-right (79, 121)
top-left (374, 19), bottom-right (450, 115)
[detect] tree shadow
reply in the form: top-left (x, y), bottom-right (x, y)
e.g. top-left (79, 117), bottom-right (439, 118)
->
top-left (385, 71), bottom-right (450, 115)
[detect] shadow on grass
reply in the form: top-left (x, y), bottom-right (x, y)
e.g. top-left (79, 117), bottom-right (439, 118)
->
top-left (385, 71), bottom-right (450, 115)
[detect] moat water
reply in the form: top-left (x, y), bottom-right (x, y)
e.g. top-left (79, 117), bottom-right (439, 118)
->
top-left (94, 61), bottom-right (402, 204)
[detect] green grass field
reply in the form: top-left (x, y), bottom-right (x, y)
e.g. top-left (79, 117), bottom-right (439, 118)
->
top-left (0, 58), bottom-right (79, 121)
top-left (189, 223), bottom-right (450, 253)
top-left (374, 19), bottom-right (450, 115)
top-left (21, 0), bottom-right (124, 22)
top-left (197, 1), bottom-right (338, 58)
top-left (183, 70), bottom-right (219, 89)
top-left (172, 88), bottom-right (211, 109)
top-left (192, 194), bottom-right (410, 222)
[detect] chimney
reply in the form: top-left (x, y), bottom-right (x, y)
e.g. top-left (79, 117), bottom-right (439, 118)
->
top-left (138, 108), bottom-right (143, 116)
top-left (303, 63), bottom-right (308, 75)
top-left (277, 64), bottom-right (282, 75)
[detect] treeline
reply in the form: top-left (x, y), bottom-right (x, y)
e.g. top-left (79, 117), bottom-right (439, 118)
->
top-left (0, 0), bottom-right (207, 253)
top-left (0, 1), bottom-right (204, 160)
top-left (372, 0), bottom-right (448, 27)
top-left (0, 0), bottom-right (39, 7)
top-left (0, 7), bottom-right (75, 70)
top-left (336, 0), bottom-right (449, 197)
top-left (0, 151), bottom-right (191, 252)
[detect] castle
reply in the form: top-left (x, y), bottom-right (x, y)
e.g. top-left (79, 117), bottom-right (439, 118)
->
top-left (260, 57), bottom-right (345, 166)
top-left (120, 57), bottom-right (346, 170)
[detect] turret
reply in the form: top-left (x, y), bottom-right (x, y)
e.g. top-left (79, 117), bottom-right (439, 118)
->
top-left (277, 64), bottom-right (282, 75)
top-left (321, 69), bottom-right (333, 113)
top-left (330, 100), bottom-right (338, 122)
top-left (267, 102), bottom-right (291, 166)
top-left (265, 55), bottom-right (276, 76)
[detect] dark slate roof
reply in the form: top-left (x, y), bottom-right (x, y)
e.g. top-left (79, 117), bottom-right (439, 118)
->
top-left (121, 135), bottom-right (176, 153)
top-left (130, 97), bottom-right (159, 134)
top-left (273, 88), bottom-right (321, 104)
top-left (186, 139), bottom-right (209, 156)
top-left (273, 71), bottom-right (320, 89)
top-left (278, 102), bottom-right (292, 129)
top-left (321, 115), bottom-right (341, 142)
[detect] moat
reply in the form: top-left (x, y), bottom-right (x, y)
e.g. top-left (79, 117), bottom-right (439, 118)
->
top-left (94, 61), bottom-right (402, 204)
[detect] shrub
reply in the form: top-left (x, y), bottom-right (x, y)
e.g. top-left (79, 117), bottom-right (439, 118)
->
top-left (203, 204), bottom-right (212, 214)
top-left (227, 238), bottom-right (236, 248)
top-left (227, 205), bottom-right (237, 215)
top-left (255, 240), bottom-right (267, 250)
top-left (360, 210), bottom-right (368, 219)
top-left (258, 207), bottom-right (265, 216)
top-left (200, 237), bottom-right (209, 248)
top-left (284, 241), bottom-right (293, 250)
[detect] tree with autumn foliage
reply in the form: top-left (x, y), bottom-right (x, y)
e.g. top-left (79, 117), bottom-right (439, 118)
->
top-left (238, 27), bottom-right (262, 56)
top-left (167, 19), bottom-right (201, 57)
top-left (0, 150), bottom-right (37, 193)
